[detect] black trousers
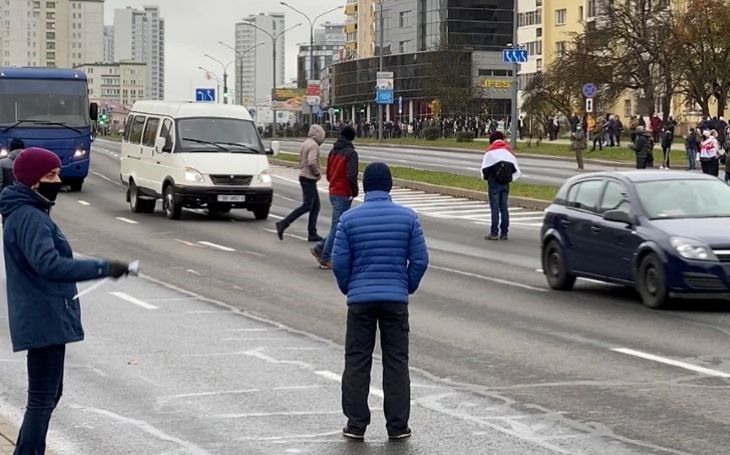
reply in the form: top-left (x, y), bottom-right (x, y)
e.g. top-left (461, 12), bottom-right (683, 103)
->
top-left (342, 303), bottom-right (410, 434)
top-left (701, 158), bottom-right (720, 177)
top-left (15, 344), bottom-right (65, 455)
top-left (279, 177), bottom-right (320, 237)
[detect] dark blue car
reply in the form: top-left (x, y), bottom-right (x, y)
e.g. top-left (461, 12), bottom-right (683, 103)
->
top-left (541, 171), bottom-right (730, 308)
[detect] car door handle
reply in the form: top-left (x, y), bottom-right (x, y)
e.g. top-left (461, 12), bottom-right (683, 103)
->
top-left (591, 225), bottom-right (601, 233)
top-left (560, 220), bottom-right (571, 226)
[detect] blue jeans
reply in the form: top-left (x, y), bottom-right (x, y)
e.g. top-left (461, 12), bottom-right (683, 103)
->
top-left (687, 148), bottom-right (697, 170)
top-left (316, 195), bottom-right (352, 262)
top-left (15, 344), bottom-right (65, 455)
top-left (488, 184), bottom-right (509, 237)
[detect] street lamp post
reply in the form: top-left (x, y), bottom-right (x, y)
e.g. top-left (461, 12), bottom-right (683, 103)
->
top-left (203, 54), bottom-right (234, 104)
top-left (240, 21), bottom-right (302, 138)
top-left (510, 0), bottom-right (519, 149)
top-left (218, 41), bottom-right (265, 106)
top-left (378, 0), bottom-right (384, 142)
top-left (280, 2), bottom-right (344, 126)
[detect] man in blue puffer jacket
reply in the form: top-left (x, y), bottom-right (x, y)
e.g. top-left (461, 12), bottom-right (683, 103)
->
top-left (332, 162), bottom-right (429, 441)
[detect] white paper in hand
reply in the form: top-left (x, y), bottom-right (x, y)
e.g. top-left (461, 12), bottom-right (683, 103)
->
top-left (73, 278), bottom-right (110, 300)
top-left (128, 260), bottom-right (140, 277)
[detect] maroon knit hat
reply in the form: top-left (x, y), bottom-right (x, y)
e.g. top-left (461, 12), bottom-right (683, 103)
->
top-left (13, 148), bottom-right (62, 187)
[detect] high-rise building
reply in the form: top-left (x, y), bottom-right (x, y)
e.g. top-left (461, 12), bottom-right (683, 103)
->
top-left (103, 25), bottom-right (115, 63)
top-left (0, 0), bottom-right (104, 68)
top-left (113, 6), bottom-right (165, 100)
top-left (235, 13), bottom-right (286, 110)
top-left (297, 22), bottom-right (346, 86)
top-left (74, 60), bottom-right (146, 107)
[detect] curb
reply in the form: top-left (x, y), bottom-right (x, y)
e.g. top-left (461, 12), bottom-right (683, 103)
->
top-left (277, 139), bottom-right (635, 169)
top-left (269, 158), bottom-right (551, 211)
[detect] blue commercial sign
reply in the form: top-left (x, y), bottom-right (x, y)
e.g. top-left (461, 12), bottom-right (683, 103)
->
top-left (376, 88), bottom-right (394, 105)
top-left (582, 83), bottom-right (598, 98)
top-left (195, 88), bottom-right (216, 102)
top-left (502, 48), bottom-right (529, 64)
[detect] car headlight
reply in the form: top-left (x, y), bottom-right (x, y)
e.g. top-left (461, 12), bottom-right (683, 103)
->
top-left (184, 167), bottom-right (205, 183)
top-left (73, 149), bottom-right (87, 158)
top-left (257, 170), bottom-right (272, 185)
top-left (670, 237), bottom-right (718, 261)
top-left (0, 148), bottom-right (8, 158)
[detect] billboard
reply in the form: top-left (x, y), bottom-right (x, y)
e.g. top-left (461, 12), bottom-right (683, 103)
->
top-left (271, 88), bottom-right (306, 111)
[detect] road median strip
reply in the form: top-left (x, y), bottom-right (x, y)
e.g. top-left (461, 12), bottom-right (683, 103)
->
top-left (271, 152), bottom-right (555, 210)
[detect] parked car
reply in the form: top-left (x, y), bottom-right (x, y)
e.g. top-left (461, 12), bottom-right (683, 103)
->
top-left (541, 171), bottom-right (730, 308)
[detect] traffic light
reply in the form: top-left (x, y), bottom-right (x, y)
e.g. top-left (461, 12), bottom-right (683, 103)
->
top-left (98, 112), bottom-right (109, 126)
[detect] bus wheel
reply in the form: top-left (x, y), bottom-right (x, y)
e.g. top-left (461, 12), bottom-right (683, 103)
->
top-left (67, 179), bottom-right (83, 192)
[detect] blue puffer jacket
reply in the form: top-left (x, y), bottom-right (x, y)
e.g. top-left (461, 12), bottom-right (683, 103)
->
top-left (0, 183), bottom-right (111, 352)
top-left (332, 191), bottom-right (429, 304)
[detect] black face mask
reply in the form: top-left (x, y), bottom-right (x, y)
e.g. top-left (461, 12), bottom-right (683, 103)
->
top-left (37, 182), bottom-right (62, 202)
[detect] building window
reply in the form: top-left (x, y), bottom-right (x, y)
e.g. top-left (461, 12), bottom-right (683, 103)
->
top-left (579, 6), bottom-right (584, 21)
top-left (399, 40), bottom-right (411, 53)
top-left (399, 10), bottom-right (411, 28)
top-left (555, 9), bottom-right (567, 25)
top-left (536, 27), bottom-right (542, 38)
top-left (624, 99), bottom-right (632, 117)
top-left (537, 58), bottom-right (543, 70)
top-left (587, 0), bottom-right (596, 18)
top-left (46, 1), bottom-right (55, 8)
top-left (555, 41), bottom-right (566, 55)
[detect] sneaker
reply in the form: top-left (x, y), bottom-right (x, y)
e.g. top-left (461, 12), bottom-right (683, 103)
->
top-left (388, 428), bottom-right (412, 440)
top-left (500, 236), bottom-right (509, 241)
top-left (484, 234), bottom-right (500, 241)
top-left (308, 235), bottom-right (324, 242)
top-left (342, 426), bottom-right (365, 440)
top-left (275, 221), bottom-right (285, 241)
top-left (318, 260), bottom-right (332, 270)
top-left (310, 247), bottom-right (322, 261)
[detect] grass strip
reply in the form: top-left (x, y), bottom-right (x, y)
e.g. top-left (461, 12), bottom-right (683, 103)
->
top-left (276, 152), bottom-right (558, 201)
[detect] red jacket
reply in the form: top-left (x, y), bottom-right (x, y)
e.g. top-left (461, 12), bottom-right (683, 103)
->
top-left (327, 138), bottom-right (359, 197)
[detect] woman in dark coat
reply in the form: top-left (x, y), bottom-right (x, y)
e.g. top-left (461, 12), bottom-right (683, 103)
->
top-left (0, 148), bottom-right (130, 454)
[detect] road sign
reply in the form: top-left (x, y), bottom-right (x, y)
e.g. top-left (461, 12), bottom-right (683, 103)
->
top-left (582, 83), bottom-right (597, 98)
top-left (195, 88), bottom-right (216, 102)
top-left (502, 48), bottom-right (528, 64)
top-left (306, 80), bottom-right (321, 97)
top-left (376, 71), bottom-right (394, 90)
top-left (307, 96), bottom-right (320, 106)
top-left (377, 89), bottom-right (394, 105)
top-left (586, 97), bottom-right (594, 113)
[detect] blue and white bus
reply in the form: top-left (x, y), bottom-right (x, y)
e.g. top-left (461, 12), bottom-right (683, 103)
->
top-left (0, 67), bottom-right (99, 191)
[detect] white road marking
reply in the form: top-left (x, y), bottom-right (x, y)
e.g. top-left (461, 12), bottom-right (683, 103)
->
top-left (315, 370), bottom-right (385, 398)
top-left (186, 269), bottom-right (202, 276)
top-left (612, 348), bottom-right (730, 379)
top-left (243, 250), bottom-right (264, 257)
top-left (268, 213), bottom-right (284, 220)
top-left (110, 292), bottom-right (159, 310)
top-left (115, 217), bottom-right (138, 224)
top-left (91, 171), bottom-right (124, 187)
top-left (198, 241), bottom-right (236, 252)
top-left (430, 265), bottom-right (547, 292)
top-left (77, 200), bottom-right (91, 206)
top-left (274, 194), bottom-right (299, 203)
top-left (175, 239), bottom-right (200, 247)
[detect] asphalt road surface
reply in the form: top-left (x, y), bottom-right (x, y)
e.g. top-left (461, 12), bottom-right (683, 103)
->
top-left (0, 137), bottom-right (727, 454)
top-left (279, 140), bottom-right (629, 187)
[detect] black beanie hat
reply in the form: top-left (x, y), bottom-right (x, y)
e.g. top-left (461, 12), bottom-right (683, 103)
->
top-left (363, 162), bottom-right (393, 193)
top-left (340, 125), bottom-right (356, 141)
top-left (489, 131), bottom-right (505, 144)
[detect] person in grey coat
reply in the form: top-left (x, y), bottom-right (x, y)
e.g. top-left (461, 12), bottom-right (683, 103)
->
top-left (0, 139), bottom-right (25, 191)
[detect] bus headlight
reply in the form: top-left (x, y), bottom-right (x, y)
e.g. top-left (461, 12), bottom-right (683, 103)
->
top-left (0, 148), bottom-right (8, 158)
top-left (73, 149), bottom-right (87, 159)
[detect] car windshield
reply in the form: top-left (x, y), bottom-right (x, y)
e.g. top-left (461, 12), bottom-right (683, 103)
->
top-left (0, 79), bottom-right (90, 128)
top-left (177, 118), bottom-right (264, 154)
top-left (636, 179), bottom-right (730, 219)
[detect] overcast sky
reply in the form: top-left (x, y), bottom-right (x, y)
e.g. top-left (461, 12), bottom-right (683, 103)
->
top-left (104, 0), bottom-right (345, 100)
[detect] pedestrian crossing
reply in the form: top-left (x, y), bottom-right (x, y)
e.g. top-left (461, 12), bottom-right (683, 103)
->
top-left (270, 165), bottom-right (544, 229)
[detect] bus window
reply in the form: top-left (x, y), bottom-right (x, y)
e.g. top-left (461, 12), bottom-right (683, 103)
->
top-left (128, 115), bottom-right (146, 144)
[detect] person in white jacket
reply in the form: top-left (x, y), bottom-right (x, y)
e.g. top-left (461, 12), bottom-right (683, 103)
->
top-left (699, 129), bottom-right (720, 176)
top-left (480, 132), bottom-right (521, 241)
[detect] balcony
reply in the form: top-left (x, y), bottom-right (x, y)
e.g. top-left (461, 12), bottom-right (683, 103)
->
top-left (344, 2), bottom-right (357, 16)
top-left (344, 22), bottom-right (357, 34)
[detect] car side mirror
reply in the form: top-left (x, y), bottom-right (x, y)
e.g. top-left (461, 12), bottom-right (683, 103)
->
top-left (604, 210), bottom-right (634, 225)
top-left (267, 140), bottom-right (280, 156)
top-left (154, 137), bottom-right (167, 152)
top-left (89, 102), bottom-right (99, 121)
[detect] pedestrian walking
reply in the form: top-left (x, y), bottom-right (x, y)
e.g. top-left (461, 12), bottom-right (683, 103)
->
top-left (275, 125), bottom-right (326, 242)
top-left (571, 125), bottom-right (587, 171)
top-left (700, 129), bottom-right (720, 177)
top-left (631, 126), bottom-right (654, 169)
top-left (591, 120), bottom-right (604, 151)
top-left (685, 128), bottom-right (699, 171)
top-left (311, 126), bottom-right (358, 269)
top-left (481, 132), bottom-right (521, 241)
top-left (0, 139), bottom-right (25, 192)
top-left (0, 148), bottom-right (131, 455)
top-left (332, 162), bottom-right (429, 442)
top-left (650, 114), bottom-right (662, 144)
top-left (660, 128), bottom-right (673, 169)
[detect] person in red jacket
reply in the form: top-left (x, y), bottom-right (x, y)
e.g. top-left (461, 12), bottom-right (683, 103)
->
top-left (311, 125), bottom-right (359, 269)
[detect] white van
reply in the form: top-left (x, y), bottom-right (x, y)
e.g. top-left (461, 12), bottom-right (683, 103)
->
top-left (120, 101), bottom-right (279, 220)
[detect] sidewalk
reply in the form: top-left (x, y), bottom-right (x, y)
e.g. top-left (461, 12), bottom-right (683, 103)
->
top-left (0, 416), bottom-right (16, 455)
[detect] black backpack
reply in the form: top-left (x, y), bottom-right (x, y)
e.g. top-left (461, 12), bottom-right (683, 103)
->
top-left (494, 161), bottom-right (513, 184)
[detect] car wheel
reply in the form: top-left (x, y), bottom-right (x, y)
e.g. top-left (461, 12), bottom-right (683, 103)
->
top-left (543, 240), bottom-right (576, 291)
top-left (637, 253), bottom-right (670, 309)
top-left (163, 185), bottom-right (182, 220)
top-left (252, 206), bottom-right (269, 220)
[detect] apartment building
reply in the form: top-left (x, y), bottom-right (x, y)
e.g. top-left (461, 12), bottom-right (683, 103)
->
top-left (113, 6), bottom-right (165, 100)
top-left (75, 60), bottom-right (146, 107)
top-left (0, 0), bottom-right (104, 68)
top-left (103, 25), bottom-right (114, 63)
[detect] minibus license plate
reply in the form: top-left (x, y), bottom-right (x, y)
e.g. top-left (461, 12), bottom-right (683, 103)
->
top-left (218, 195), bottom-right (246, 202)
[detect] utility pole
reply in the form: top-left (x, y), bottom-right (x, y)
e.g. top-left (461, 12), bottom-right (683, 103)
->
top-left (203, 54), bottom-right (234, 104)
top-left (510, 0), bottom-right (519, 149)
top-left (378, 0), bottom-right (384, 142)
